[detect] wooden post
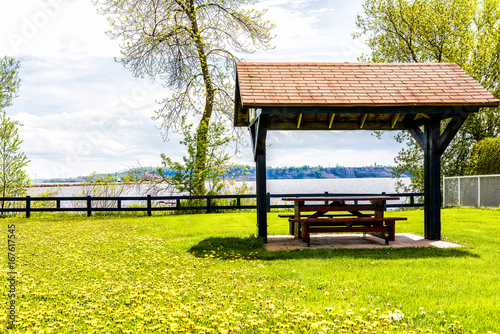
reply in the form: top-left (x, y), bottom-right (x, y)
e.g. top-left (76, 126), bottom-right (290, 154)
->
top-left (87, 196), bottom-right (92, 217)
top-left (406, 111), bottom-right (470, 240)
top-left (147, 195), bottom-right (152, 216)
top-left (256, 154), bottom-right (267, 241)
top-left (251, 114), bottom-right (269, 242)
top-left (206, 196), bottom-right (211, 214)
top-left (26, 196), bottom-right (31, 218)
top-left (424, 119), bottom-right (442, 240)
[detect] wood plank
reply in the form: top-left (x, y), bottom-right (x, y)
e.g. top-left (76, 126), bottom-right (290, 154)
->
top-left (282, 196), bottom-right (400, 201)
top-left (391, 113), bottom-right (400, 129)
top-left (289, 217), bottom-right (406, 224)
top-left (360, 114), bottom-right (368, 128)
top-left (328, 114), bottom-right (336, 128)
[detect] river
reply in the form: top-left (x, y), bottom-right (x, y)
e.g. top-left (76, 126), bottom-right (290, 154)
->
top-left (30, 177), bottom-right (411, 197)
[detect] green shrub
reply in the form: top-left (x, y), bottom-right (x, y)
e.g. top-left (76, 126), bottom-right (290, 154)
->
top-left (466, 137), bottom-right (500, 175)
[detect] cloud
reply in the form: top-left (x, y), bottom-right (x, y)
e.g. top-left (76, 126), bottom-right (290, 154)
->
top-left (1, 0), bottom-right (402, 179)
top-left (249, 0), bottom-right (369, 62)
top-left (8, 56), bottom-right (178, 178)
top-left (0, 0), bottom-right (120, 57)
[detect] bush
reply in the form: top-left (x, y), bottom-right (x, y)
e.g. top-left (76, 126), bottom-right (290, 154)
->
top-left (466, 137), bottom-right (500, 175)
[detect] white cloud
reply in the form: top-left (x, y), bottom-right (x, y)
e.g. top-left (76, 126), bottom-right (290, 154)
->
top-left (248, 0), bottom-right (369, 62)
top-left (0, 0), bottom-right (120, 57)
top-left (0, 0), bottom-right (405, 179)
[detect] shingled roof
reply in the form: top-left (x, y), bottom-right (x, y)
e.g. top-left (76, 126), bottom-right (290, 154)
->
top-left (236, 62), bottom-right (498, 107)
top-left (234, 62), bottom-right (499, 129)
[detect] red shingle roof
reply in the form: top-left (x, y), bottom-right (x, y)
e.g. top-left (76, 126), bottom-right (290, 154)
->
top-left (236, 62), bottom-right (499, 107)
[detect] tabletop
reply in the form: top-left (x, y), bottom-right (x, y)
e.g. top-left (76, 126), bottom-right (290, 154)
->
top-left (282, 196), bottom-right (400, 202)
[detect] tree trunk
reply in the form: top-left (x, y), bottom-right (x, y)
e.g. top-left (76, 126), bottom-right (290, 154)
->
top-left (186, 1), bottom-right (215, 195)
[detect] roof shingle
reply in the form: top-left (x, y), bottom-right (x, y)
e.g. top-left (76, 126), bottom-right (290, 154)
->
top-left (236, 62), bottom-right (500, 107)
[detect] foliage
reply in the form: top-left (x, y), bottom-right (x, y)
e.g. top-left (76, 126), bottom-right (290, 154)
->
top-left (465, 137), bottom-right (500, 175)
top-left (30, 187), bottom-right (62, 209)
top-left (158, 118), bottom-right (236, 196)
top-left (2, 208), bottom-right (500, 332)
top-left (355, 0), bottom-right (500, 191)
top-left (94, 0), bottom-right (275, 195)
top-left (0, 56), bottom-right (21, 110)
top-left (73, 172), bottom-right (125, 208)
top-left (0, 111), bottom-right (30, 211)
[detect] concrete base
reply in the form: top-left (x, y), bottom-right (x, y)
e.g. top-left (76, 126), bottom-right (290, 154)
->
top-left (265, 233), bottom-right (461, 251)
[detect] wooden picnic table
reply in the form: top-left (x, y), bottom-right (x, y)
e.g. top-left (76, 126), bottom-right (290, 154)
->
top-left (281, 196), bottom-right (406, 246)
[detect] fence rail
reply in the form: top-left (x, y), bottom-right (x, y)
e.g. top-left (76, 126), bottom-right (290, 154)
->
top-left (0, 192), bottom-right (424, 218)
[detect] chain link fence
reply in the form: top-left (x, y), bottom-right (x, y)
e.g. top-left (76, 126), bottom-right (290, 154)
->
top-left (443, 174), bottom-right (500, 207)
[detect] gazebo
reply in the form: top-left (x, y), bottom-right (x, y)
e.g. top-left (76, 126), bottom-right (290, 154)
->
top-left (233, 62), bottom-right (499, 241)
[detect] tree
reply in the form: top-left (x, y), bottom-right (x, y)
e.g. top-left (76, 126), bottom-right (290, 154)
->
top-left (0, 56), bottom-right (21, 110)
top-left (465, 137), bottom-right (500, 175)
top-left (94, 0), bottom-right (275, 194)
top-left (158, 117), bottom-right (234, 196)
top-left (0, 57), bottom-right (29, 211)
top-left (0, 111), bottom-right (30, 211)
top-left (355, 0), bottom-right (500, 191)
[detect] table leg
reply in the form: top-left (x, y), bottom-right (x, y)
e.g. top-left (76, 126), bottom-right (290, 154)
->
top-left (293, 201), bottom-right (303, 239)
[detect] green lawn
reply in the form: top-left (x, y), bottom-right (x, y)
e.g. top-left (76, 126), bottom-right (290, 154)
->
top-left (1, 208), bottom-right (500, 333)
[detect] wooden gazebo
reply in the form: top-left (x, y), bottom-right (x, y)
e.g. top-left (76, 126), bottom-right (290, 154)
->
top-left (233, 62), bottom-right (499, 241)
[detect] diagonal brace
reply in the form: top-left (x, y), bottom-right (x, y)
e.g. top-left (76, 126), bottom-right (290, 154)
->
top-left (249, 114), bottom-right (269, 161)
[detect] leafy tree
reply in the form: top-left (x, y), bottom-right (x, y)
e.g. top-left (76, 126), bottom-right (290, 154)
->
top-left (465, 137), bottom-right (500, 175)
top-left (0, 56), bottom-right (21, 110)
top-left (158, 117), bottom-right (234, 196)
top-left (0, 57), bottom-right (29, 211)
top-left (94, 0), bottom-right (275, 194)
top-left (355, 0), bottom-right (500, 191)
top-left (0, 111), bottom-right (30, 211)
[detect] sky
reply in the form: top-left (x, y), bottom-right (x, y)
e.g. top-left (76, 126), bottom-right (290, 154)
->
top-left (0, 0), bottom-right (407, 180)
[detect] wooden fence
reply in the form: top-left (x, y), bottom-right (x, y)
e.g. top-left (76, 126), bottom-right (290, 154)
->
top-left (0, 192), bottom-right (424, 218)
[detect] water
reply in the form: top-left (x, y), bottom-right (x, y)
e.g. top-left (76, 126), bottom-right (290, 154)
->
top-left (30, 178), bottom-right (410, 198)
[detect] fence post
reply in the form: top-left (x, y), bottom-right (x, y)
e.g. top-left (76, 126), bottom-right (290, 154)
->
top-left (87, 196), bottom-right (92, 217)
top-left (266, 193), bottom-right (271, 212)
top-left (442, 176), bottom-right (446, 207)
top-left (477, 176), bottom-right (481, 207)
top-left (458, 177), bottom-right (461, 207)
top-left (147, 195), bottom-right (152, 216)
top-left (26, 196), bottom-right (31, 218)
top-left (56, 199), bottom-right (61, 209)
top-left (206, 196), bottom-right (211, 214)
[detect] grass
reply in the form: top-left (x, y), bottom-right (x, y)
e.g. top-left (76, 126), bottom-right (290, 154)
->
top-left (1, 208), bottom-right (500, 333)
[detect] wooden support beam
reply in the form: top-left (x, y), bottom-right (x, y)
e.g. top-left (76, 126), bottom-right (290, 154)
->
top-left (436, 113), bottom-right (469, 155)
top-left (250, 114), bottom-right (269, 242)
top-left (249, 114), bottom-right (269, 161)
top-left (415, 113), bottom-right (431, 120)
top-left (391, 113), bottom-right (400, 129)
top-left (297, 114), bottom-right (303, 129)
top-left (360, 114), bottom-right (368, 129)
top-left (424, 118), bottom-right (441, 240)
top-left (328, 114), bottom-right (336, 129)
top-left (256, 154), bottom-right (268, 241)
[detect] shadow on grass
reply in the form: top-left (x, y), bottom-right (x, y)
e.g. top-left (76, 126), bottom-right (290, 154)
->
top-left (188, 236), bottom-right (479, 261)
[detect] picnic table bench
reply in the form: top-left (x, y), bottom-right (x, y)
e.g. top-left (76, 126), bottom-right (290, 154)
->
top-left (281, 197), bottom-right (407, 246)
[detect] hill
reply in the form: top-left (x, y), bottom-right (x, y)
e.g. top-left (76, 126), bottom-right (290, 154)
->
top-left (41, 165), bottom-right (406, 183)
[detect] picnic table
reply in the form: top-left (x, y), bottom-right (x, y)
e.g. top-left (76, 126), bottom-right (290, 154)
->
top-left (281, 196), bottom-right (407, 246)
